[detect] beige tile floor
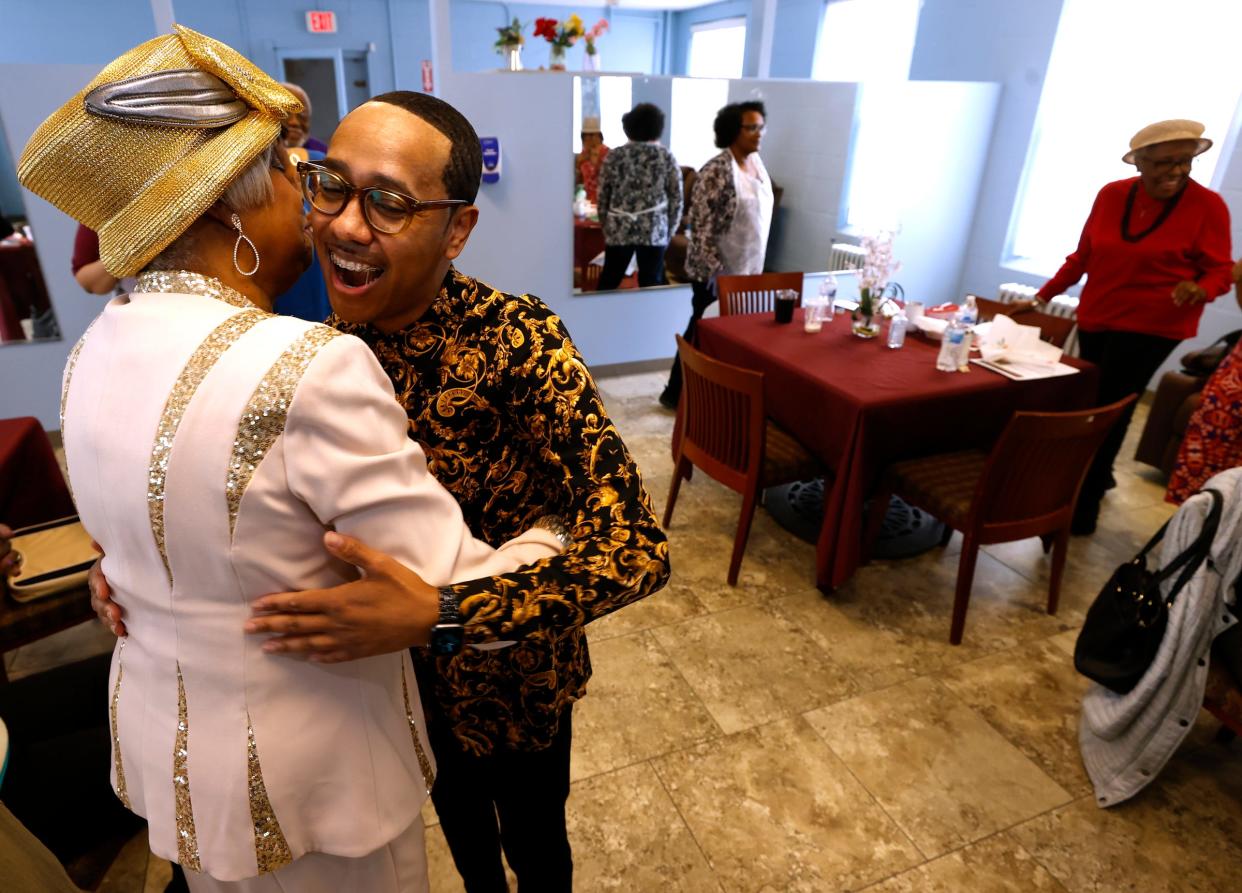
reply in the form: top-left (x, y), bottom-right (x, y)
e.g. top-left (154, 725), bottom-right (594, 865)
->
top-left (8, 371), bottom-right (1240, 892)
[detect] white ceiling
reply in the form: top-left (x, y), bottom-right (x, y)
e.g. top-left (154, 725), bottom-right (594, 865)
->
top-left (495, 0), bottom-right (722, 10)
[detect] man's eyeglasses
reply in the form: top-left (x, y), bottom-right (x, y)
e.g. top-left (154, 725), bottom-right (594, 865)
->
top-left (741, 123), bottom-right (766, 135)
top-left (296, 162), bottom-right (468, 235)
top-left (1143, 155), bottom-right (1194, 174)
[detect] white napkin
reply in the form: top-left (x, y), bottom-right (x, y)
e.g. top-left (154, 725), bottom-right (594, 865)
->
top-left (977, 314), bottom-right (1062, 365)
top-left (915, 316), bottom-right (949, 340)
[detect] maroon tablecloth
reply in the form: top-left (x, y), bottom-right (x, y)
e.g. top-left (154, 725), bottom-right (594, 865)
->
top-left (0, 417), bottom-right (75, 530)
top-left (697, 310), bottom-right (1100, 589)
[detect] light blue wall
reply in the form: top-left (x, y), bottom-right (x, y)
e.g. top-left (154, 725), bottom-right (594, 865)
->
top-left (0, 0), bottom-right (156, 64)
top-left (669, 0), bottom-right (751, 76)
top-left (449, 2), bottom-right (664, 74)
top-left (769, 0), bottom-right (823, 79)
top-left (668, 0), bottom-right (823, 78)
top-left (172, 0), bottom-right (433, 102)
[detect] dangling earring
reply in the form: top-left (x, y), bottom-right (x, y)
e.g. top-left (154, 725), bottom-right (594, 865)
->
top-left (231, 213), bottom-right (260, 277)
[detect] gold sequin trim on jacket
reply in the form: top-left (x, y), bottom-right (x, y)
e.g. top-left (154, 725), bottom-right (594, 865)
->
top-left (148, 308), bottom-right (268, 580)
top-left (227, 325), bottom-right (341, 535)
top-left (109, 639), bottom-right (131, 809)
top-left (174, 665), bottom-right (201, 871)
top-left (401, 664), bottom-right (435, 793)
top-left (60, 316), bottom-right (101, 501)
top-left (246, 718), bottom-right (293, 874)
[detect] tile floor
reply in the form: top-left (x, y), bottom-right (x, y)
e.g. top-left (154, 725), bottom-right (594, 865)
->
top-left (7, 371), bottom-right (1240, 892)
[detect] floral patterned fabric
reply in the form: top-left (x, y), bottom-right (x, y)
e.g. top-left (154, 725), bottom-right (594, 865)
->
top-left (1167, 340), bottom-right (1242, 505)
top-left (596, 142), bottom-right (683, 247)
top-left (684, 150), bottom-right (738, 283)
top-left (332, 268), bottom-right (670, 754)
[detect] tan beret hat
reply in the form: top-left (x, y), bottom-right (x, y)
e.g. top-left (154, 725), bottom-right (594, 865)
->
top-left (18, 25), bottom-right (301, 278)
top-left (1122, 119), bottom-right (1212, 165)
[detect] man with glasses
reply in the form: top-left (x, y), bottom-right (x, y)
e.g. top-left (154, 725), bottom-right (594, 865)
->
top-left (84, 91), bottom-right (670, 892)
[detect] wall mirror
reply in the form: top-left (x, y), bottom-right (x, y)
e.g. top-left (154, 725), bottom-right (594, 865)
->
top-left (571, 73), bottom-right (855, 296)
top-left (0, 112), bottom-right (60, 345)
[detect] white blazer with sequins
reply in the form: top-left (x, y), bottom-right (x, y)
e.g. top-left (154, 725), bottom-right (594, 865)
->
top-left (60, 275), bottom-right (561, 882)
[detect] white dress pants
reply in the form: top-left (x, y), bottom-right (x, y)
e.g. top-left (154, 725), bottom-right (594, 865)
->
top-left (184, 817), bottom-right (428, 893)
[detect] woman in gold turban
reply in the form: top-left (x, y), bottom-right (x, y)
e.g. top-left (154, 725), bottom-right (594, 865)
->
top-left (18, 26), bottom-right (563, 893)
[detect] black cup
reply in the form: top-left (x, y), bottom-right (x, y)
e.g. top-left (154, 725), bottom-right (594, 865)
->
top-left (774, 291), bottom-right (796, 324)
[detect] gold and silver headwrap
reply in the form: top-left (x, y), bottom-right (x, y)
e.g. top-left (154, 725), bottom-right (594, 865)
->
top-left (18, 25), bottom-right (302, 278)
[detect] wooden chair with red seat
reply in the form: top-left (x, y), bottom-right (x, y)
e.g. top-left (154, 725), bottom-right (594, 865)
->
top-left (863, 395), bottom-right (1135, 644)
top-left (664, 335), bottom-right (822, 585)
top-left (717, 272), bottom-right (804, 317)
top-left (969, 295), bottom-right (1076, 349)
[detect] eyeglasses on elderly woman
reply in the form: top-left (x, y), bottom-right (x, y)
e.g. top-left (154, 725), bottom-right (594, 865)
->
top-left (297, 161), bottom-right (468, 235)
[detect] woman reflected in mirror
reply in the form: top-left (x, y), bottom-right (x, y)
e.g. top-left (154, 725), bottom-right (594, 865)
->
top-left (595, 103), bottom-right (682, 291)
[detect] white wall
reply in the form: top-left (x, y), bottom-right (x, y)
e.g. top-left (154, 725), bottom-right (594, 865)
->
top-left (0, 65), bottom-right (111, 430)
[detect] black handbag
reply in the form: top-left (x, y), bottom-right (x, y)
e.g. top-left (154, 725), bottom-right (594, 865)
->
top-left (1074, 488), bottom-right (1223, 694)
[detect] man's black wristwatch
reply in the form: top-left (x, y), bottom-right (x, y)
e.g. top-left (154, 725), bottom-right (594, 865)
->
top-left (429, 587), bottom-right (465, 656)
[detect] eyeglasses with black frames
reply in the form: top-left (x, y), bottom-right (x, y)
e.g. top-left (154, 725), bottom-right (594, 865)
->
top-left (296, 161), bottom-right (468, 235)
top-left (1142, 155), bottom-right (1195, 174)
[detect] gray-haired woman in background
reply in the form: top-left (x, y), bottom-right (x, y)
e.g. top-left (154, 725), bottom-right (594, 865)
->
top-left (595, 103), bottom-right (682, 290)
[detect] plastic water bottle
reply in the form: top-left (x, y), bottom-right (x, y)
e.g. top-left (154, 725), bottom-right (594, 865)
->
top-left (886, 308), bottom-right (908, 349)
top-left (956, 294), bottom-right (978, 327)
top-left (819, 274), bottom-right (838, 321)
top-left (937, 319), bottom-right (967, 371)
top-left (573, 185), bottom-right (588, 218)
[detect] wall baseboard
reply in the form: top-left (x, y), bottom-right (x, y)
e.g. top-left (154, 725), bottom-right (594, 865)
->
top-left (592, 358), bottom-right (674, 379)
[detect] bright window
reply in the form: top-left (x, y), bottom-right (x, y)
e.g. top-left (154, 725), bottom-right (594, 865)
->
top-left (670, 77), bottom-right (730, 170)
top-left (687, 17), bottom-right (746, 79)
top-left (1009, 0), bottom-right (1242, 270)
top-left (572, 76), bottom-right (634, 155)
top-left (812, 0), bottom-right (921, 82)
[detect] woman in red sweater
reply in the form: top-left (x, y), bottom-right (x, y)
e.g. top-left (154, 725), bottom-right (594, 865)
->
top-left (1033, 119), bottom-right (1233, 534)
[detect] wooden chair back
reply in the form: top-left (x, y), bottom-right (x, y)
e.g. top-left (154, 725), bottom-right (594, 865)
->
top-left (970, 395), bottom-right (1136, 540)
top-left (673, 334), bottom-right (764, 494)
top-left (717, 272), bottom-right (804, 317)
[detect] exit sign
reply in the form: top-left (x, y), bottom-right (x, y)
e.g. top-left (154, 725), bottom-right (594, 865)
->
top-left (306, 11), bottom-right (337, 33)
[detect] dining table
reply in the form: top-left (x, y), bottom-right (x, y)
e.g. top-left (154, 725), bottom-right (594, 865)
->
top-left (696, 308), bottom-right (1100, 590)
top-left (1, 417), bottom-right (89, 684)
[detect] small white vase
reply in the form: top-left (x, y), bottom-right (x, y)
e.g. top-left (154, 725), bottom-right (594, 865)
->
top-left (583, 49), bottom-right (600, 72)
top-left (503, 45), bottom-right (523, 72)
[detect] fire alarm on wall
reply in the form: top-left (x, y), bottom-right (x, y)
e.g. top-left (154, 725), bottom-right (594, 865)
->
top-left (306, 10), bottom-right (337, 33)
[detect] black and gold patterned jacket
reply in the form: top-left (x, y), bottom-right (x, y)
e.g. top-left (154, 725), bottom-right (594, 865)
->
top-left (333, 269), bottom-right (670, 755)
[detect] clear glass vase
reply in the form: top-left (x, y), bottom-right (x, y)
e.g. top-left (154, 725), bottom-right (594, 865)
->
top-left (583, 48), bottom-right (600, 71)
top-left (852, 289), bottom-right (881, 338)
top-left (549, 45), bottom-right (567, 70)
top-left (502, 45), bottom-right (523, 71)
top-left (851, 314), bottom-right (880, 339)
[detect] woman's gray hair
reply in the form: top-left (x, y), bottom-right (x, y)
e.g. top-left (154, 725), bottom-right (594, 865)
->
top-left (146, 142), bottom-right (277, 272)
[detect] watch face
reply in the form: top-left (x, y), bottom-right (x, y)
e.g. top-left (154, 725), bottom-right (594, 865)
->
top-left (430, 624), bottom-right (465, 656)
